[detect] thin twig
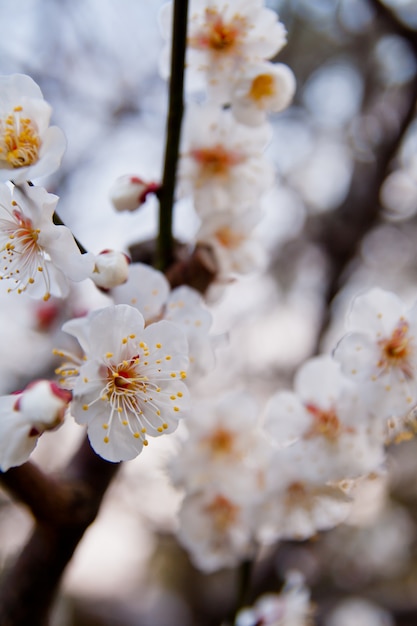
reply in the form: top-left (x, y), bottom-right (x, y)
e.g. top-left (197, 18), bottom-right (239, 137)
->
top-left (157, 0), bottom-right (189, 271)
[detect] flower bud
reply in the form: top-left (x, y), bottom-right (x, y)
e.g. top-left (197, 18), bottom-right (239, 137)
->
top-left (0, 380), bottom-right (71, 471)
top-left (109, 175), bottom-right (160, 212)
top-left (16, 380), bottom-right (72, 430)
top-left (90, 249), bottom-right (131, 290)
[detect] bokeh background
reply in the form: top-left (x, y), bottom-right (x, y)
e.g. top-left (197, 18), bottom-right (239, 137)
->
top-left (1, 0), bottom-right (417, 624)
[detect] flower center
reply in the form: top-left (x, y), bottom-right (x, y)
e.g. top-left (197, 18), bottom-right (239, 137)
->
top-left (191, 144), bottom-right (245, 179)
top-left (204, 427), bottom-right (235, 455)
top-left (304, 403), bottom-right (343, 442)
top-left (106, 356), bottom-right (147, 399)
top-left (378, 320), bottom-right (414, 378)
top-left (205, 494), bottom-right (239, 531)
top-left (285, 481), bottom-right (307, 506)
top-left (249, 73), bottom-right (276, 102)
top-left (0, 107), bottom-right (41, 169)
top-left (214, 226), bottom-right (245, 249)
top-left (0, 203), bottom-right (50, 300)
top-left (190, 10), bottom-right (247, 54)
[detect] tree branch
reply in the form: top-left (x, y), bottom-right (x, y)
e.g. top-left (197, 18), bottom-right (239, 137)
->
top-left (157, 0), bottom-right (189, 272)
top-left (0, 438), bottom-right (119, 626)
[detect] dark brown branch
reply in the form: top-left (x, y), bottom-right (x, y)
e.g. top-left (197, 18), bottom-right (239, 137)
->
top-left (0, 438), bottom-right (119, 626)
top-left (311, 37), bottom-right (417, 349)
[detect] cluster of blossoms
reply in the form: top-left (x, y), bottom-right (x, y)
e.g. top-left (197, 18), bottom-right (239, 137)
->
top-left (111, 0), bottom-right (295, 281)
top-left (0, 74), bottom-right (216, 467)
top-left (169, 284), bottom-right (417, 576)
top-left (0, 5), bottom-right (415, 626)
top-left (234, 571), bottom-right (314, 626)
top-left (171, 0), bottom-right (296, 281)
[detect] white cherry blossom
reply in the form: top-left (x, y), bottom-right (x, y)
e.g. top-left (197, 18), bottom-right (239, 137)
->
top-left (334, 287), bottom-right (417, 419)
top-left (61, 304), bottom-right (190, 462)
top-left (264, 356), bottom-right (385, 480)
top-left (112, 263), bottom-right (215, 377)
top-left (0, 74), bottom-right (66, 183)
top-left (196, 209), bottom-right (266, 276)
top-left (0, 183), bottom-right (94, 301)
top-left (159, 0), bottom-right (287, 105)
top-left (164, 285), bottom-right (215, 377)
top-left (169, 390), bottom-right (268, 495)
top-left (0, 380), bottom-right (71, 472)
top-left (258, 443), bottom-right (354, 543)
top-left (180, 104), bottom-right (274, 214)
top-left (177, 488), bottom-right (256, 573)
top-left (235, 571), bottom-right (314, 626)
top-left (111, 262), bottom-right (170, 322)
top-left (231, 62), bottom-right (296, 127)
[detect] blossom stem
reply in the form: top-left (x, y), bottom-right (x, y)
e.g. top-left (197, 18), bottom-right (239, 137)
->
top-left (236, 558), bottom-right (253, 611)
top-left (52, 212), bottom-right (88, 255)
top-left (156, 0), bottom-right (189, 271)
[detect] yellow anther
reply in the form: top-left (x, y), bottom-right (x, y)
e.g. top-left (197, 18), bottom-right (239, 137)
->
top-left (180, 371), bottom-right (187, 379)
top-left (165, 355), bottom-right (172, 361)
top-left (83, 404), bottom-right (89, 411)
top-left (133, 432), bottom-right (140, 439)
top-left (103, 436), bottom-right (109, 444)
top-left (106, 352), bottom-right (113, 358)
top-left (177, 391), bottom-right (183, 398)
top-left (156, 343), bottom-right (162, 349)
top-left (170, 372), bottom-right (177, 378)
top-left (102, 424), bottom-right (109, 430)
top-left (143, 440), bottom-right (149, 446)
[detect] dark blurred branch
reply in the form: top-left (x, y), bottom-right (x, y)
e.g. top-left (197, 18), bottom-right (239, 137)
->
top-left (311, 5), bottom-right (417, 349)
top-left (370, 0), bottom-right (417, 54)
top-left (0, 438), bottom-right (119, 626)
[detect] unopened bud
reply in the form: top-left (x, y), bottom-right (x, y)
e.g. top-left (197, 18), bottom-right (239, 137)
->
top-left (17, 380), bottom-right (72, 429)
top-left (91, 249), bottom-right (131, 290)
top-left (0, 380), bottom-right (71, 471)
top-left (110, 175), bottom-right (160, 212)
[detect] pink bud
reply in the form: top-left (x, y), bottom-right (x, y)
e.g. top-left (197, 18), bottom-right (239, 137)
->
top-left (18, 380), bottom-right (72, 429)
top-left (109, 174), bottom-right (160, 212)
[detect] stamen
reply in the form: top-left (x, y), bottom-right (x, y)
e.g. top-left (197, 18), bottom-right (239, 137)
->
top-left (0, 112), bottom-right (41, 168)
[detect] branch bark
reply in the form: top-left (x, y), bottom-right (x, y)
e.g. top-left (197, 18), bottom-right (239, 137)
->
top-left (0, 438), bottom-right (119, 626)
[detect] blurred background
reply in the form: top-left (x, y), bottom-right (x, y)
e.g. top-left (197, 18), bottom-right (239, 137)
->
top-left (1, 0), bottom-right (417, 624)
